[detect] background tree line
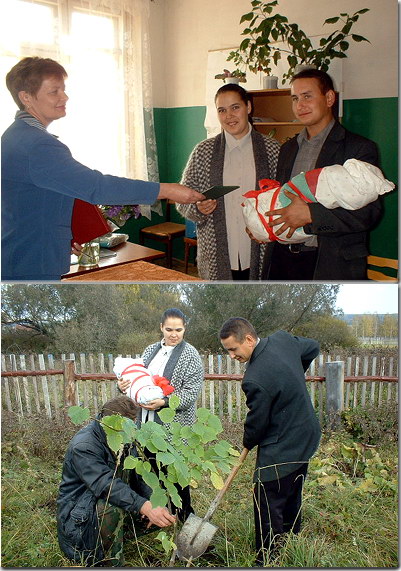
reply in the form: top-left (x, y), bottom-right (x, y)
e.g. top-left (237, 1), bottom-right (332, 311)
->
top-left (348, 313), bottom-right (398, 340)
top-left (0, 283), bottom-right (394, 356)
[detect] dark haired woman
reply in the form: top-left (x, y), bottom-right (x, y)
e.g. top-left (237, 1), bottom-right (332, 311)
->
top-left (1, 57), bottom-right (204, 281)
top-left (118, 308), bottom-right (203, 520)
top-left (176, 83), bottom-right (280, 280)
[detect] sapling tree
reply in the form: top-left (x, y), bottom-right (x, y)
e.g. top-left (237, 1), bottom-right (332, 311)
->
top-left (68, 395), bottom-right (240, 557)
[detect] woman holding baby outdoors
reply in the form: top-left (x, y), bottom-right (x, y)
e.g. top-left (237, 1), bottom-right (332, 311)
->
top-left (117, 308), bottom-right (203, 521)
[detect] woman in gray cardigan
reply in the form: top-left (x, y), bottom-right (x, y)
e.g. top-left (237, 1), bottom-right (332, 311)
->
top-left (177, 84), bottom-right (280, 280)
top-left (118, 308), bottom-right (203, 520)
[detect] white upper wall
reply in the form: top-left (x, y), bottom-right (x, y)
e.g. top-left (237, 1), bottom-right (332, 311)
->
top-left (149, 0), bottom-right (398, 108)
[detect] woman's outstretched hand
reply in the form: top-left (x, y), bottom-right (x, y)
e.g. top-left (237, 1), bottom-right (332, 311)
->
top-left (158, 183), bottom-right (205, 204)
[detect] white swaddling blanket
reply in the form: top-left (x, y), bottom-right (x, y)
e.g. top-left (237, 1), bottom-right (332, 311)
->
top-left (241, 159), bottom-right (395, 244)
top-left (113, 357), bottom-right (164, 423)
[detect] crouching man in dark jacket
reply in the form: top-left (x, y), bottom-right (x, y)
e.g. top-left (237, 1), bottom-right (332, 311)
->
top-left (57, 396), bottom-right (175, 567)
top-left (219, 318), bottom-right (321, 565)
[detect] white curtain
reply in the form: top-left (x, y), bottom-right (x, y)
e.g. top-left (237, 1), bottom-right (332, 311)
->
top-left (0, 0), bottom-right (160, 216)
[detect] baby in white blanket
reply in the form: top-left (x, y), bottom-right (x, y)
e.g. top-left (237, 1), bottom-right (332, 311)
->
top-left (113, 357), bottom-right (174, 422)
top-left (242, 159), bottom-right (395, 244)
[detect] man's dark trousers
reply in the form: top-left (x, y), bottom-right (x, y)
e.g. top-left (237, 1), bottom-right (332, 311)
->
top-left (253, 462), bottom-right (308, 563)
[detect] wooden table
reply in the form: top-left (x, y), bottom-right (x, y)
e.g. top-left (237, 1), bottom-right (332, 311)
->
top-left (62, 260), bottom-right (202, 282)
top-left (63, 241), bottom-right (165, 278)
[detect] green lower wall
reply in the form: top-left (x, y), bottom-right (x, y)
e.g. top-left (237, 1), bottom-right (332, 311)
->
top-left (342, 98), bottom-right (398, 260)
top-left (124, 98), bottom-right (397, 264)
top-left (120, 107), bottom-right (207, 259)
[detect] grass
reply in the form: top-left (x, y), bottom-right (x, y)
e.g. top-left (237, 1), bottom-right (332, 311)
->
top-left (1, 413), bottom-right (398, 568)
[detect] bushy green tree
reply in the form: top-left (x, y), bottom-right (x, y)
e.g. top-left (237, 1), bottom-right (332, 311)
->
top-left (2, 283), bottom-right (340, 354)
top-left (295, 314), bottom-right (358, 350)
top-left (181, 284), bottom-right (339, 351)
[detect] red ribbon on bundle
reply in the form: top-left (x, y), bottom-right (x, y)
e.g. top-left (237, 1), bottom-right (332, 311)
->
top-left (121, 363), bottom-right (150, 383)
top-left (243, 179), bottom-right (280, 241)
top-left (153, 375), bottom-right (175, 396)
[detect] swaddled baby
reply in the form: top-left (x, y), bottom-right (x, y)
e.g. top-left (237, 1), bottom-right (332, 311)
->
top-left (242, 159), bottom-right (395, 244)
top-left (113, 357), bottom-right (174, 408)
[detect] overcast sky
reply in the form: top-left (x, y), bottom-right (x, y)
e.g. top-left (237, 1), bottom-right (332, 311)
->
top-left (335, 284), bottom-right (398, 314)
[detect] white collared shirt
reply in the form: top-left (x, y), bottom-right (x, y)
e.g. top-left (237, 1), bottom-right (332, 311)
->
top-left (147, 340), bottom-right (175, 376)
top-left (223, 123), bottom-right (256, 271)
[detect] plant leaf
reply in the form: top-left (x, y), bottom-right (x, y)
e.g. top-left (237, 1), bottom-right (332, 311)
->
top-left (324, 16), bottom-right (340, 24)
top-left (351, 34), bottom-right (370, 43)
top-left (68, 406), bottom-right (90, 425)
top-left (210, 471), bottom-right (224, 490)
top-left (158, 408), bottom-right (175, 423)
top-left (156, 451), bottom-right (176, 465)
top-left (164, 479), bottom-right (182, 509)
top-left (106, 430), bottom-right (123, 453)
top-left (150, 486), bottom-right (168, 508)
top-left (240, 11), bottom-right (255, 24)
top-left (123, 455), bottom-right (139, 470)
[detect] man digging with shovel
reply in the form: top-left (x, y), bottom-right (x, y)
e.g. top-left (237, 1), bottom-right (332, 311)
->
top-left (219, 318), bottom-right (321, 566)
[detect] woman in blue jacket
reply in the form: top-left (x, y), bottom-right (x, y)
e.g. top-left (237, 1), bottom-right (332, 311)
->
top-left (1, 57), bottom-right (204, 281)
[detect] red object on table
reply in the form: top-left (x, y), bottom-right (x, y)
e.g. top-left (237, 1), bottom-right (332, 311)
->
top-left (71, 199), bottom-right (109, 245)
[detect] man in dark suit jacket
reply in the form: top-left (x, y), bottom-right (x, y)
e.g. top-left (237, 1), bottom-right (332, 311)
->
top-left (261, 69), bottom-right (382, 280)
top-left (219, 317), bottom-right (320, 565)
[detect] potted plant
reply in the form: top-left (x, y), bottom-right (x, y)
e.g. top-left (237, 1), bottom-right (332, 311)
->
top-left (227, 0), bottom-right (370, 84)
top-left (214, 68), bottom-right (247, 84)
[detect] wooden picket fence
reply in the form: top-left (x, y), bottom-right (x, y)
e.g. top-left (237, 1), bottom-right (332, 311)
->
top-left (1, 351), bottom-right (398, 424)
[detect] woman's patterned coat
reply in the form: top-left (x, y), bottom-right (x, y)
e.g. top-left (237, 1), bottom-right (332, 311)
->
top-left (176, 129), bottom-right (280, 280)
top-left (142, 340), bottom-right (204, 427)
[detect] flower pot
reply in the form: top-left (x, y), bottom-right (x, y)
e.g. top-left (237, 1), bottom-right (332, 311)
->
top-left (262, 75), bottom-right (278, 89)
top-left (294, 64), bottom-right (317, 74)
top-left (225, 77), bottom-right (240, 84)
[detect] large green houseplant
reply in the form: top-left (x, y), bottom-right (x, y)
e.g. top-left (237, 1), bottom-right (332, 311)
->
top-left (227, 0), bottom-right (370, 83)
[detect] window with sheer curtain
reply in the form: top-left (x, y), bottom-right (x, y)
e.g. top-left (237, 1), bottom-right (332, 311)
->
top-left (0, 0), bottom-right (159, 198)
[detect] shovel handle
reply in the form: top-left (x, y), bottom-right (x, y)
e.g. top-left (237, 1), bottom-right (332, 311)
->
top-left (202, 447), bottom-right (249, 522)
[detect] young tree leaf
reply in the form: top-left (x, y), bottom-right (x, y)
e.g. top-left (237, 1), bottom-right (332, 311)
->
top-left (142, 461), bottom-right (152, 473)
top-left (169, 394), bottom-right (180, 410)
top-left (200, 426), bottom-right (218, 443)
top-left (106, 431), bottom-right (124, 453)
top-left (150, 486), bottom-right (168, 508)
top-left (191, 467), bottom-right (202, 481)
top-left (214, 441), bottom-right (231, 457)
top-left (210, 471), bottom-right (224, 490)
top-left (158, 408), bottom-right (175, 423)
top-left (102, 414), bottom-right (124, 431)
top-left (156, 451), bottom-right (176, 465)
top-left (124, 455), bottom-right (139, 470)
top-left (68, 405), bottom-right (90, 425)
top-left (151, 435), bottom-right (168, 452)
top-left (142, 470), bottom-right (161, 489)
top-left (164, 479), bottom-right (182, 508)
top-left (180, 425), bottom-right (193, 439)
top-left (121, 417), bottom-right (137, 443)
top-left (207, 414), bottom-right (223, 433)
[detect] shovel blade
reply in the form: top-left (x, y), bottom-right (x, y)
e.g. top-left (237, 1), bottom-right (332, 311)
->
top-left (176, 514), bottom-right (218, 560)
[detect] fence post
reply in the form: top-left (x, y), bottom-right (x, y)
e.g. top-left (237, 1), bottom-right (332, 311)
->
top-left (325, 361), bottom-right (344, 430)
top-left (64, 359), bottom-right (77, 408)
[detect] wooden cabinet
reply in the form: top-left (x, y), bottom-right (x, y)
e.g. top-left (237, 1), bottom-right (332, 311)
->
top-left (249, 88), bottom-right (301, 144)
top-left (249, 88), bottom-right (340, 144)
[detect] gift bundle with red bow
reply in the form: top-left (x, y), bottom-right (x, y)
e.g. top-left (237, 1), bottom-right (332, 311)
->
top-left (113, 357), bottom-right (174, 405)
top-left (242, 159), bottom-right (395, 244)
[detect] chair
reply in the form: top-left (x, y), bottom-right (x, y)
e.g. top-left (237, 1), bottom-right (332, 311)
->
top-left (184, 237), bottom-right (198, 274)
top-left (367, 255), bottom-right (398, 281)
top-left (139, 200), bottom-right (185, 269)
